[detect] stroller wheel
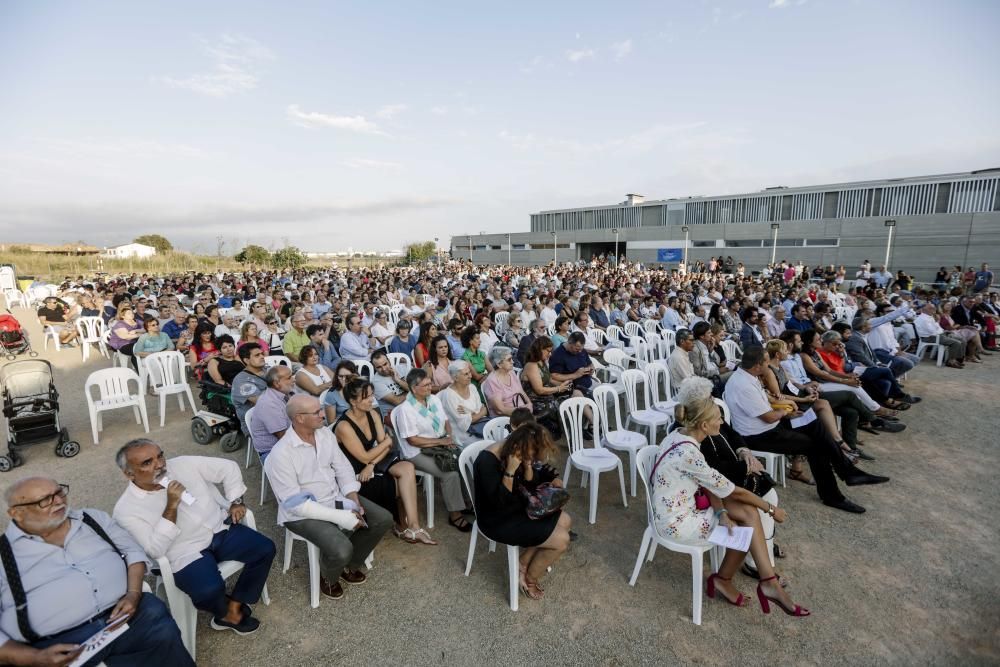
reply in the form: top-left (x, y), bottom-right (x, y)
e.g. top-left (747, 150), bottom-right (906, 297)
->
top-left (9, 451), bottom-right (23, 468)
top-left (59, 441), bottom-right (81, 458)
top-left (5, 355), bottom-right (14, 361)
top-left (191, 418), bottom-right (213, 445)
top-left (220, 432), bottom-right (243, 453)
top-left (0, 456), bottom-right (11, 472)
top-left (28, 351), bottom-right (39, 358)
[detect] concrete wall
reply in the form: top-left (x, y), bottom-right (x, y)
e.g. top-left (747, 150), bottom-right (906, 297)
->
top-left (451, 212), bottom-right (1000, 280)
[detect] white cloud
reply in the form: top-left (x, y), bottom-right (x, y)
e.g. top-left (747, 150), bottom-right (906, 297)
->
top-left (159, 33), bottom-right (273, 98)
top-left (611, 39), bottom-right (633, 61)
top-left (286, 105), bottom-right (388, 136)
top-left (375, 104), bottom-right (407, 120)
top-left (499, 121), bottom-right (719, 158)
top-left (565, 48), bottom-right (595, 63)
top-left (342, 158), bottom-right (402, 170)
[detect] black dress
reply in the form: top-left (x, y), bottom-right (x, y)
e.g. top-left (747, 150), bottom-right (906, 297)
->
top-left (472, 450), bottom-right (559, 547)
top-left (336, 411), bottom-right (400, 521)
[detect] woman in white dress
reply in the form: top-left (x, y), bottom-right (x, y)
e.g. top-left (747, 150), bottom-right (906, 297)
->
top-left (295, 344), bottom-right (334, 396)
top-left (650, 378), bottom-right (810, 616)
top-left (440, 361), bottom-right (489, 444)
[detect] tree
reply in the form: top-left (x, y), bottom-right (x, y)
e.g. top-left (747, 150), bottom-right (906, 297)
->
top-left (235, 244), bottom-right (272, 267)
top-left (271, 246), bottom-right (307, 269)
top-left (404, 241), bottom-right (437, 263)
top-left (133, 234), bottom-right (173, 254)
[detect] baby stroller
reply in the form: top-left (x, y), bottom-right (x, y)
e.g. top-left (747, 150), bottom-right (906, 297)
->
top-left (191, 378), bottom-right (243, 452)
top-left (0, 359), bottom-right (80, 470)
top-left (0, 313), bottom-right (37, 361)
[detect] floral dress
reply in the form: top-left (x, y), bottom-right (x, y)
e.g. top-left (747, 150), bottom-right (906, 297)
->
top-left (650, 430), bottom-right (735, 540)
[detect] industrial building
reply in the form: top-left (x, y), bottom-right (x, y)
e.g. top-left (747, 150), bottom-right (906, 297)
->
top-left (450, 169), bottom-right (1000, 279)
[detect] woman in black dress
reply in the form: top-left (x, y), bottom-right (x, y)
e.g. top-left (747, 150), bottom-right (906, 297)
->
top-left (473, 422), bottom-right (572, 599)
top-left (334, 379), bottom-right (437, 545)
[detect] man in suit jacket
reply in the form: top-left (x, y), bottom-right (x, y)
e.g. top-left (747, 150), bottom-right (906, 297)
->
top-left (836, 321), bottom-right (920, 406)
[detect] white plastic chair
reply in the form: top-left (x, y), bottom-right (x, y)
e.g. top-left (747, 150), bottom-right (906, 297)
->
top-left (914, 334), bottom-right (946, 367)
top-left (483, 416), bottom-right (510, 443)
top-left (75, 316), bottom-right (108, 362)
top-left (646, 361), bottom-right (678, 414)
top-left (605, 325), bottom-right (634, 355)
top-left (282, 529), bottom-right (322, 608)
top-left (263, 355), bottom-right (293, 370)
top-left (624, 321), bottom-right (644, 340)
top-left (494, 312), bottom-right (511, 336)
top-left (41, 323), bottom-right (62, 351)
top-left (714, 398), bottom-right (785, 487)
top-left (719, 339), bottom-right (742, 364)
top-left (245, 407), bottom-right (271, 504)
top-left (143, 351), bottom-right (196, 427)
top-left (155, 507), bottom-right (270, 658)
top-left (2, 289), bottom-right (29, 309)
top-left (642, 319), bottom-right (662, 335)
top-left (622, 369), bottom-right (670, 447)
top-left (389, 408), bottom-right (435, 528)
top-left (84, 368), bottom-right (149, 444)
top-left (354, 359), bottom-right (374, 379)
top-left (559, 397), bottom-right (628, 524)
top-left (658, 330), bottom-right (677, 359)
top-left (628, 445), bottom-right (722, 625)
top-left (387, 352), bottom-right (412, 376)
top-left (592, 385), bottom-right (645, 497)
top-left (458, 439), bottom-right (521, 611)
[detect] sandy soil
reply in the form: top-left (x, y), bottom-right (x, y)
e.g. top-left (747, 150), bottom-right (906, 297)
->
top-left (2, 311), bottom-right (998, 666)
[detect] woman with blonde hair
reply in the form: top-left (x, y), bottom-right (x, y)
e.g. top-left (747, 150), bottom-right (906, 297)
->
top-left (651, 377), bottom-right (810, 616)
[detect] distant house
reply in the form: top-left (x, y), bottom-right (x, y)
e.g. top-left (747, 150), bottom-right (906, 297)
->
top-left (101, 243), bottom-right (157, 259)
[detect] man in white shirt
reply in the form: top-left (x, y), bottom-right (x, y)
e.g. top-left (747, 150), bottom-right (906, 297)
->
top-left (113, 440), bottom-right (276, 635)
top-left (213, 312), bottom-right (241, 340)
top-left (264, 395), bottom-right (392, 600)
top-left (668, 328), bottom-right (696, 389)
top-left (339, 314), bottom-right (372, 361)
top-left (914, 303), bottom-right (965, 368)
top-left (863, 304), bottom-right (919, 377)
top-left (724, 346), bottom-right (886, 514)
top-left (871, 266), bottom-right (893, 289)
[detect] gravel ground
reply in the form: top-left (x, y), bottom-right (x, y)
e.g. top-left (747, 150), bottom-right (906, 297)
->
top-left (2, 313), bottom-right (998, 666)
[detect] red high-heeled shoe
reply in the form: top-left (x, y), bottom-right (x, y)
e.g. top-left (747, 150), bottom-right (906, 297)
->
top-left (706, 573), bottom-right (747, 607)
top-left (756, 575), bottom-right (810, 616)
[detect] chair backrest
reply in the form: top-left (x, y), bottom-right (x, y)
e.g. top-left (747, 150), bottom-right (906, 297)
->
top-left (634, 338), bottom-right (655, 367)
top-left (458, 439), bottom-right (493, 510)
top-left (720, 339), bottom-right (742, 363)
top-left (75, 316), bottom-right (105, 342)
top-left (245, 406), bottom-right (256, 445)
top-left (264, 355), bottom-right (292, 370)
top-left (642, 319), bottom-right (661, 334)
top-left (558, 396), bottom-right (600, 455)
top-left (621, 368), bottom-right (650, 412)
top-left (636, 445), bottom-right (667, 538)
top-left (494, 311), bottom-right (510, 335)
top-left (659, 330), bottom-right (676, 356)
top-left (713, 397), bottom-right (731, 425)
top-left (354, 359), bottom-right (374, 379)
top-left (387, 352), bottom-right (412, 376)
top-left (605, 325), bottom-right (625, 346)
top-left (589, 328), bottom-right (609, 348)
top-left (645, 361), bottom-right (672, 408)
top-left (483, 416), bottom-right (510, 443)
top-left (624, 321), bottom-right (643, 338)
top-left (602, 347), bottom-right (630, 372)
top-left (144, 351), bottom-right (186, 388)
top-left (85, 367), bottom-right (142, 405)
top-left (592, 384), bottom-right (621, 438)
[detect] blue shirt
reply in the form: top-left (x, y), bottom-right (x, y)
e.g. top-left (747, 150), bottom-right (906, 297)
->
top-left (388, 335), bottom-right (417, 357)
top-left (447, 335), bottom-right (465, 359)
top-left (162, 319), bottom-right (186, 340)
top-left (784, 316), bottom-right (813, 332)
top-left (549, 343), bottom-right (593, 391)
top-left (589, 308), bottom-right (610, 329)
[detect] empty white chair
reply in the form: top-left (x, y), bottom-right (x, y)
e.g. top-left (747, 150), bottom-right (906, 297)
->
top-left (494, 311), bottom-right (511, 336)
top-left (483, 416), bottom-right (510, 443)
top-left (389, 408), bottom-right (435, 528)
top-left (642, 319), bottom-right (662, 335)
top-left (714, 398), bottom-right (785, 486)
top-left (592, 385), bottom-right (645, 497)
top-left (646, 361), bottom-right (678, 414)
top-left (588, 328), bottom-right (612, 350)
top-left (263, 355), bottom-right (292, 370)
top-left (245, 408), bottom-right (271, 504)
top-left (624, 321), bottom-right (644, 340)
top-left (75, 316), bottom-right (108, 362)
top-left (633, 338), bottom-right (656, 368)
top-left (282, 529), bottom-right (322, 608)
top-left (2, 289), bottom-right (29, 309)
top-left (84, 368), bottom-right (149, 444)
top-left (658, 330), bottom-right (677, 359)
top-left (605, 325), bottom-right (633, 355)
top-left (41, 323), bottom-right (62, 352)
top-left (621, 369), bottom-right (671, 447)
top-left (143, 351), bottom-right (196, 428)
top-left (628, 445), bottom-right (722, 625)
top-left (387, 352), bottom-right (413, 376)
top-left (559, 397), bottom-right (628, 524)
top-left (719, 339), bottom-right (742, 364)
top-left (458, 439), bottom-right (520, 611)
top-left (155, 507), bottom-right (270, 657)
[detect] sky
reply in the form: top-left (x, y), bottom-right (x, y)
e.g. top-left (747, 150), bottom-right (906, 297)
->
top-left (1, 0), bottom-right (998, 254)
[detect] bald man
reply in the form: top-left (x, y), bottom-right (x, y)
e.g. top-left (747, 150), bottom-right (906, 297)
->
top-left (0, 477), bottom-right (193, 666)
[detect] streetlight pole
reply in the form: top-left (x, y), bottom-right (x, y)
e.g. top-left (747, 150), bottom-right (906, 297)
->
top-left (681, 226), bottom-right (690, 271)
top-left (611, 227), bottom-right (619, 264)
top-left (467, 234), bottom-right (473, 264)
top-left (884, 219), bottom-right (896, 271)
top-left (550, 231), bottom-right (557, 266)
top-left (507, 233), bottom-right (511, 266)
top-left (434, 237), bottom-right (440, 269)
top-left (770, 223), bottom-right (780, 266)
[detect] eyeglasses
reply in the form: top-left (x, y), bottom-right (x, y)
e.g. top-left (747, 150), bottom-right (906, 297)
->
top-left (296, 408), bottom-right (324, 417)
top-left (337, 374), bottom-right (353, 380)
top-left (11, 484), bottom-right (69, 509)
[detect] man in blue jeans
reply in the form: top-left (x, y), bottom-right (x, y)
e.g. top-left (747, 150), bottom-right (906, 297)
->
top-left (114, 440), bottom-right (276, 637)
top-left (1, 477), bottom-right (194, 666)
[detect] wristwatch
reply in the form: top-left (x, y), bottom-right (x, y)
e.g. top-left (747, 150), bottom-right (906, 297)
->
top-left (231, 497), bottom-right (244, 506)
top-left (766, 504), bottom-right (775, 517)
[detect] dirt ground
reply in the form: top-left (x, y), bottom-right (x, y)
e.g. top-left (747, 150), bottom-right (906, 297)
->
top-left (2, 311), bottom-right (998, 666)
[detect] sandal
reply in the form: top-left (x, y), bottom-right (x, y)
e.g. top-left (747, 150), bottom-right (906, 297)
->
top-left (411, 528), bottom-right (438, 545)
top-left (393, 527), bottom-right (418, 544)
top-left (520, 575), bottom-right (544, 600)
top-left (448, 515), bottom-right (473, 532)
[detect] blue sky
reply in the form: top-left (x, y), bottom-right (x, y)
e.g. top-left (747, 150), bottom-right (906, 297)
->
top-left (1, 0), bottom-right (998, 253)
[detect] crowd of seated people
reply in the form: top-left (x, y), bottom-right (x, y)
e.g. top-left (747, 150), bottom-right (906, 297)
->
top-left (9, 252), bottom-right (994, 645)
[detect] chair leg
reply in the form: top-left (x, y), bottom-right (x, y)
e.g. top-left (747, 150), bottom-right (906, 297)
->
top-left (138, 399), bottom-right (149, 433)
top-left (506, 545), bottom-right (519, 611)
top-left (690, 551), bottom-right (704, 625)
top-left (562, 459), bottom-right (571, 487)
top-left (424, 477), bottom-right (434, 529)
top-left (588, 470), bottom-right (599, 524)
top-left (90, 409), bottom-right (100, 445)
top-left (245, 443), bottom-right (252, 469)
top-left (159, 392), bottom-right (167, 428)
top-left (282, 530), bottom-right (294, 573)
top-left (628, 450), bottom-right (638, 497)
top-left (647, 542), bottom-right (657, 562)
top-left (464, 524), bottom-right (479, 576)
top-left (628, 527), bottom-right (652, 586)
top-left (616, 462), bottom-right (628, 508)
top-left (260, 467), bottom-right (268, 504)
top-left (307, 542), bottom-right (320, 608)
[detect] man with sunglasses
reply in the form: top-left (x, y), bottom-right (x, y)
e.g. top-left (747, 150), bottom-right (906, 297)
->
top-left (1, 477), bottom-right (193, 666)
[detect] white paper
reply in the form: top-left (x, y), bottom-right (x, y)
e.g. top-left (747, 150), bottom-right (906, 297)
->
top-left (789, 408), bottom-right (817, 429)
top-left (158, 477), bottom-right (196, 505)
top-left (708, 525), bottom-right (753, 552)
top-left (68, 621), bottom-right (129, 667)
top-left (786, 382), bottom-right (800, 396)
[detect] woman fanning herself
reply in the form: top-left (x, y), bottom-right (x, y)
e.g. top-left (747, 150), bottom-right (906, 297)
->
top-left (474, 422), bottom-right (572, 600)
top-left (653, 377), bottom-right (809, 616)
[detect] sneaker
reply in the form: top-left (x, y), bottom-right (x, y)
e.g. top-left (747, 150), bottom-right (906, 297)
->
top-left (320, 576), bottom-right (344, 599)
top-left (210, 614), bottom-right (260, 635)
top-left (340, 568), bottom-right (367, 586)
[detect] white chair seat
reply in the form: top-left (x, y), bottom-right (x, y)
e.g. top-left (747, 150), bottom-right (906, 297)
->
top-left (569, 448), bottom-right (620, 472)
top-left (630, 409), bottom-right (669, 426)
top-left (652, 399), bottom-right (678, 413)
top-left (85, 368), bottom-right (149, 445)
